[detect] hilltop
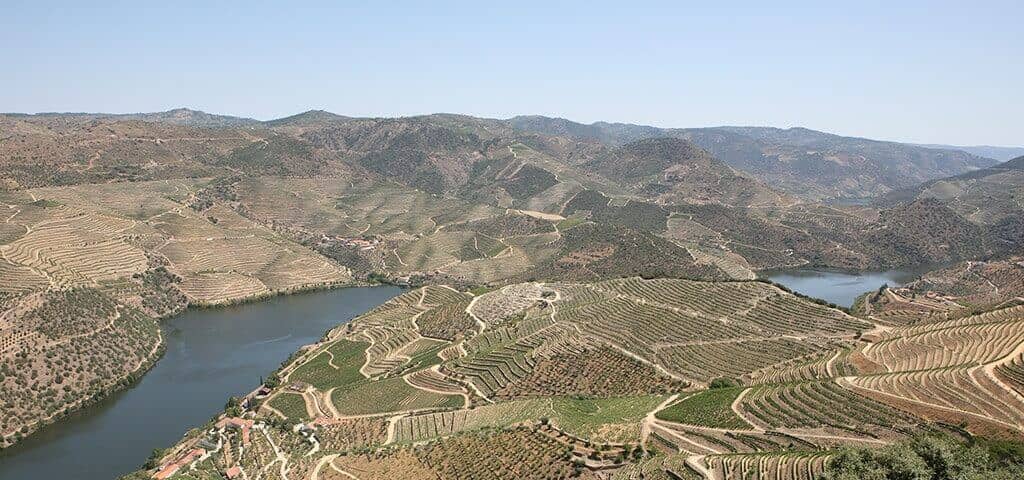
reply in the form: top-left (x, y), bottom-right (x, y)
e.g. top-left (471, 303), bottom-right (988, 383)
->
top-left (915, 143), bottom-right (1024, 162)
top-left (883, 155), bottom-right (1024, 226)
top-left (510, 116), bottom-right (1000, 200)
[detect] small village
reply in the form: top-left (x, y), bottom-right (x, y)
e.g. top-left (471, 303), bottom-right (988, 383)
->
top-left (151, 384), bottom-right (318, 480)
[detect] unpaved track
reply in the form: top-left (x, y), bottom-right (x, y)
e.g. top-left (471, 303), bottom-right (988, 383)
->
top-left (640, 393), bottom-right (679, 449)
top-left (729, 388), bottom-right (764, 431)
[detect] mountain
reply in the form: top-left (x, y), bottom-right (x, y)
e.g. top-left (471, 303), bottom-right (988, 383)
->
top-left (581, 137), bottom-right (792, 207)
top-left (510, 116), bottom-right (1000, 200)
top-left (0, 114), bottom-right (250, 188)
top-left (262, 109), bottom-right (352, 131)
top-left (6, 109), bottom-right (999, 202)
top-left (884, 155), bottom-right (1024, 226)
top-left (2, 108), bottom-right (261, 128)
top-left (915, 144), bottom-right (1024, 162)
top-left (0, 113), bottom-right (325, 189)
top-left (114, 108), bottom-right (261, 127)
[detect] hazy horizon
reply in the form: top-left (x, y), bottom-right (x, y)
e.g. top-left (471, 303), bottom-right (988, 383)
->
top-left (4, 1), bottom-right (1021, 146)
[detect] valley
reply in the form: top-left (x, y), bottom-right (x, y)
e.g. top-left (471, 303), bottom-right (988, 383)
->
top-left (0, 286), bottom-right (401, 480)
top-left (0, 109), bottom-right (1021, 480)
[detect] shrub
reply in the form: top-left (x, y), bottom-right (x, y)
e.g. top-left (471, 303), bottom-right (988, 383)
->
top-left (709, 377), bottom-right (741, 389)
top-left (822, 435), bottom-right (1024, 480)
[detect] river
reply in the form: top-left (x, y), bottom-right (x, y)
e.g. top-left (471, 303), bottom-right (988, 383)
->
top-left (764, 269), bottom-right (921, 308)
top-left (0, 286), bottom-right (402, 480)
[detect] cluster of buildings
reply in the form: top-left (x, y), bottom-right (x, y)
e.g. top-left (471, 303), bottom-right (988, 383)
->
top-left (153, 447), bottom-right (206, 480)
top-left (151, 417), bottom-right (254, 480)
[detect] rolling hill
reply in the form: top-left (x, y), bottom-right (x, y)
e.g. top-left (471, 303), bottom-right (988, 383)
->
top-left (915, 144), bottom-right (1024, 162)
top-left (510, 116), bottom-right (1000, 200)
top-left (883, 155), bottom-right (1024, 226)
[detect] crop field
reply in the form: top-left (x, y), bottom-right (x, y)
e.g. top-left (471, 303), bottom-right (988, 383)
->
top-left (405, 366), bottom-right (467, 395)
top-left (746, 349), bottom-right (847, 385)
top-left (738, 380), bottom-right (920, 437)
top-left (288, 339), bottom-right (369, 390)
top-left (334, 427), bottom-right (589, 480)
top-left (392, 395), bottom-right (664, 446)
top-left (394, 231), bottom-right (505, 272)
top-left (360, 327), bottom-right (423, 377)
top-left (861, 306), bottom-right (1024, 371)
top-left (549, 395), bottom-right (666, 443)
top-left (231, 176), bottom-right (574, 285)
top-left (0, 258), bottom-right (48, 293)
top-left (15, 108), bottom-right (1024, 480)
top-left (391, 399), bottom-right (551, 444)
top-left (439, 247), bottom-right (541, 284)
top-left (331, 375), bottom-right (464, 415)
top-left (648, 420), bottom-right (813, 456)
top-left (178, 271), bottom-right (269, 304)
top-left (416, 299), bottom-right (474, 340)
top-left (495, 344), bottom-right (685, 398)
top-left (655, 388), bottom-right (751, 429)
top-left (656, 339), bottom-right (828, 383)
top-left (845, 366), bottom-right (1024, 432)
top-left (266, 392), bottom-right (310, 420)
top-left (697, 451), bottom-right (833, 480)
top-left (128, 278), bottom-right (1024, 479)
top-left (0, 211), bottom-right (149, 286)
top-left (315, 417), bottom-right (389, 451)
top-left (996, 353), bottom-right (1024, 395)
top-left (548, 278), bottom-right (868, 384)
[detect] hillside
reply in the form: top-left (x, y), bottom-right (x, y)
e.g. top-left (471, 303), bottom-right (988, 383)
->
top-left (883, 155), bottom-right (1024, 225)
top-left (0, 114), bottom-right (327, 188)
top-left (510, 116), bottom-right (1000, 200)
top-left (127, 278), bottom-right (1024, 480)
top-left (915, 143), bottom-right (1024, 162)
top-left (1, 109), bottom-right (1022, 480)
top-left (581, 137), bottom-right (793, 207)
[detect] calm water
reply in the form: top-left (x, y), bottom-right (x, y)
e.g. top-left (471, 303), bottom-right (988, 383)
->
top-left (0, 286), bottom-right (402, 480)
top-left (764, 269), bottom-right (920, 308)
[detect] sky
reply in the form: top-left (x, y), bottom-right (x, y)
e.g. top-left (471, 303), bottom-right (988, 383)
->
top-left (3, 1), bottom-right (1022, 146)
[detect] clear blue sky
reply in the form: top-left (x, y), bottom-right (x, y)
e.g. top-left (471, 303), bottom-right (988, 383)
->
top-left (3, 1), bottom-right (1021, 146)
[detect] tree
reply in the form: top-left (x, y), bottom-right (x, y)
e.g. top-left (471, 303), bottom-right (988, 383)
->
top-left (821, 435), bottom-right (1024, 480)
top-left (709, 377), bottom-right (741, 389)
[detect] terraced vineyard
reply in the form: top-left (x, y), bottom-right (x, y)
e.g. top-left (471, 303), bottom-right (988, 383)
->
top-left (128, 274), bottom-right (1024, 480)
top-left (696, 451), bottom-right (833, 480)
top-left (3, 109), bottom-right (1023, 479)
top-left (0, 178), bottom-right (361, 445)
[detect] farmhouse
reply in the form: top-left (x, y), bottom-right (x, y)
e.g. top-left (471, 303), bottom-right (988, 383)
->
top-left (215, 417), bottom-right (253, 445)
top-left (153, 448), bottom-right (205, 480)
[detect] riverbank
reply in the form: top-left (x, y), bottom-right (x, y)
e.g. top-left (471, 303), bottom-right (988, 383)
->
top-left (0, 285), bottom-right (402, 480)
top-left (0, 277), bottom-right (395, 449)
top-left (762, 268), bottom-right (923, 308)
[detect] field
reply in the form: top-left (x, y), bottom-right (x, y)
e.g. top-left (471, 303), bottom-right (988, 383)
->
top-left (126, 275), bottom-right (1024, 480)
top-left (331, 428), bottom-right (590, 480)
top-left (654, 388), bottom-right (751, 429)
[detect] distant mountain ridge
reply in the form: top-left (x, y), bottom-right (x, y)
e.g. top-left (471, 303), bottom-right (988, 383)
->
top-left (582, 137), bottom-right (792, 207)
top-left (883, 154), bottom-right (1024, 227)
top-left (915, 144), bottom-right (1024, 162)
top-left (509, 116), bottom-right (1000, 200)
top-left (1, 108), bottom-right (261, 128)
top-left (0, 108), bottom-right (1004, 201)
